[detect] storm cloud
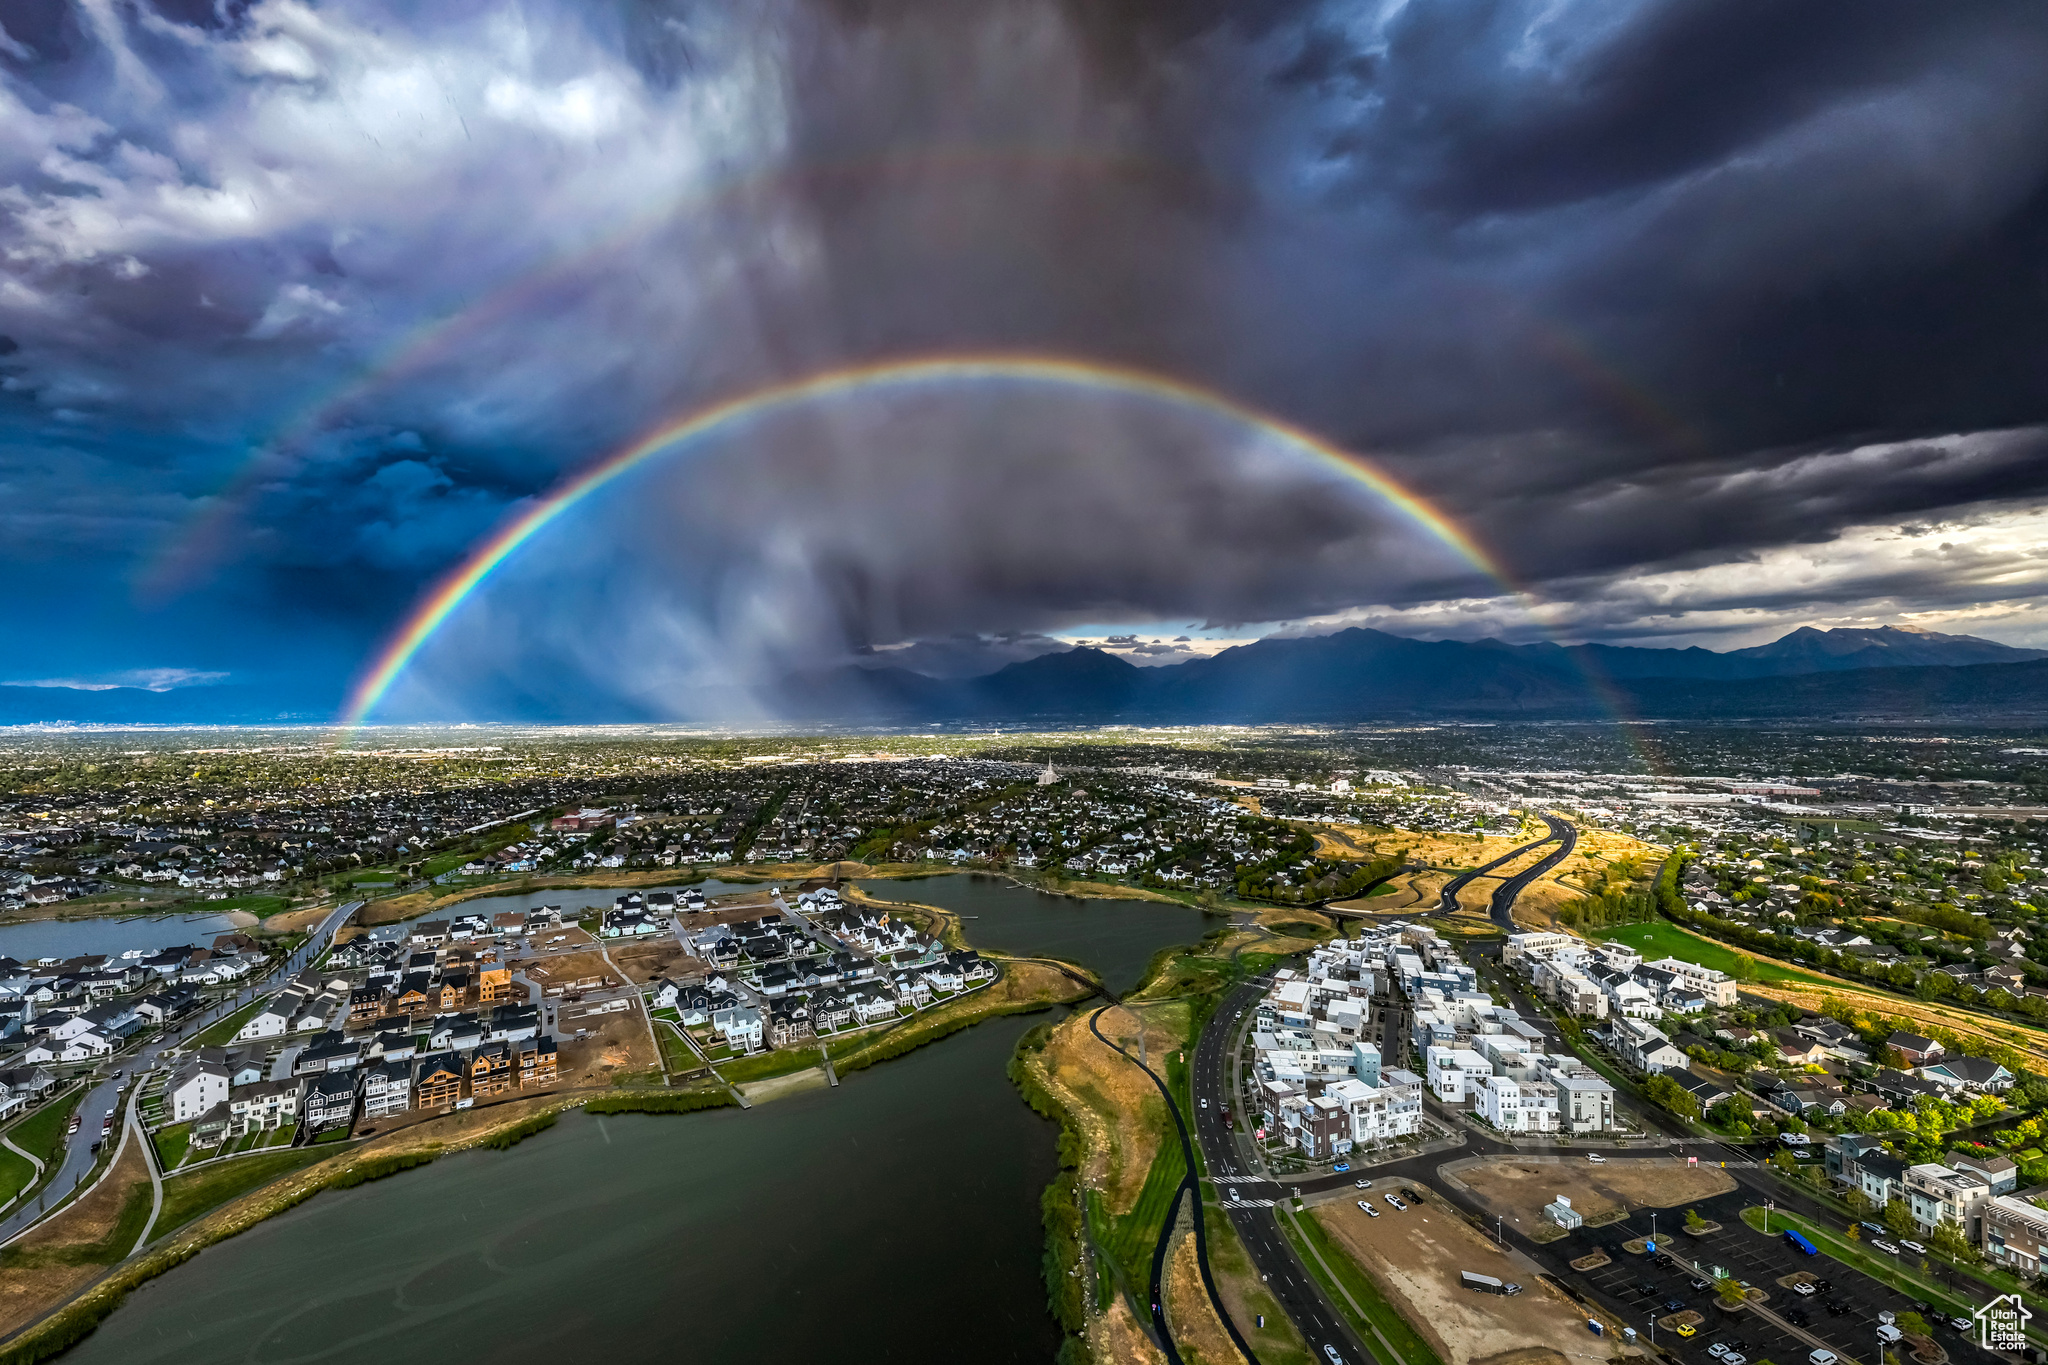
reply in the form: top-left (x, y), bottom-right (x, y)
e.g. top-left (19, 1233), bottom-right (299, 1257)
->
top-left (4, 0), bottom-right (2048, 716)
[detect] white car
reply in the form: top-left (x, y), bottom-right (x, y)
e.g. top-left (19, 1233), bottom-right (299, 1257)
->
top-left (1385, 1194), bottom-right (1406, 1211)
top-left (1324, 1349), bottom-right (1344, 1365)
top-left (1723, 1354), bottom-right (1747, 1365)
top-left (1587, 1154), bottom-right (1606, 1163)
top-left (1200, 1099), bottom-right (1208, 1108)
top-left (1708, 1345), bottom-right (1729, 1360)
top-left (1791, 1282), bottom-right (1816, 1296)
top-left (1808, 1352), bottom-right (1839, 1365)
top-left (1354, 1178), bottom-right (1372, 1189)
top-left (1363, 1203), bottom-right (1379, 1218)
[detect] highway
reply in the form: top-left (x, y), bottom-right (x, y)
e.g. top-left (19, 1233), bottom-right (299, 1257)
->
top-left (0, 898), bottom-right (360, 1246)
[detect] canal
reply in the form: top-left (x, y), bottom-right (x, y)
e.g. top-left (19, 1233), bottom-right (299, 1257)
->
top-left (60, 879), bottom-right (1216, 1364)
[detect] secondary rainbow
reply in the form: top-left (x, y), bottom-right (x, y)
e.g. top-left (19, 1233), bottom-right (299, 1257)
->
top-left (341, 354), bottom-right (1517, 726)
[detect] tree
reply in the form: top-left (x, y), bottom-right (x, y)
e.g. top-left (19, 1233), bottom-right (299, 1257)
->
top-left (1715, 1277), bottom-right (1749, 1308)
top-left (1646, 1073), bottom-right (1701, 1120)
top-left (1845, 1188), bottom-right (1873, 1220)
top-left (1730, 953), bottom-right (1759, 982)
top-left (1896, 1312), bottom-right (1930, 1338)
top-left (1883, 1198), bottom-right (1916, 1237)
top-left (1930, 1218), bottom-right (1977, 1264)
top-left (1685, 1207), bottom-right (1708, 1233)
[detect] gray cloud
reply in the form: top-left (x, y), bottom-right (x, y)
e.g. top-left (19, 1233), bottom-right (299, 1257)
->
top-left (4, 1), bottom-right (2048, 713)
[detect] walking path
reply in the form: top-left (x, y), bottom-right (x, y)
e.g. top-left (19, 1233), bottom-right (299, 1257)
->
top-left (126, 1076), bottom-right (163, 1254)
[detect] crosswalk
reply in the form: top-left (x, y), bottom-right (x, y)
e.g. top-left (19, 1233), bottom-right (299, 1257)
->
top-left (1218, 1197), bottom-right (1281, 1208)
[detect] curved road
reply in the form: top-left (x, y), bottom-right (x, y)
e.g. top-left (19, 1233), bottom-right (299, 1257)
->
top-left (1088, 1006), bottom-right (1257, 1365)
top-left (0, 898), bottom-right (359, 1246)
top-left (1486, 813), bottom-right (1577, 929)
top-left (1432, 823), bottom-right (1565, 916)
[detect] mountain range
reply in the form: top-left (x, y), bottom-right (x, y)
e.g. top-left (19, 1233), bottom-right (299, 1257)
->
top-left (5, 626), bottom-right (2046, 725)
top-left (772, 625), bottom-right (2048, 723)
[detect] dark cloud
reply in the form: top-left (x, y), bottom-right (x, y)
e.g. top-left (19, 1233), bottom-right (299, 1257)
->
top-left (5, 0), bottom-right (2048, 713)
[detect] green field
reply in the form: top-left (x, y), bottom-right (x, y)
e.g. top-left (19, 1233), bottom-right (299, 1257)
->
top-left (1587, 920), bottom-right (1836, 988)
top-left (156, 1148), bottom-right (333, 1236)
top-left (7, 1089), bottom-right (85, 1169)
top-left (0, 1145), bottom-right (35, 1204)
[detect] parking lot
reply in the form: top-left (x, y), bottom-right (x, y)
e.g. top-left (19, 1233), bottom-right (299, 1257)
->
top-left (1549, 1191), bottom-right (2007, 1365)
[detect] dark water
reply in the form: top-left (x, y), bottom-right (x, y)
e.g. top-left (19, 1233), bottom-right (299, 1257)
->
top-left (0, 911), bottom-right (240, 963)
top-left (65, 1016), bottom-right (1062, 1365)
top-left (62, 877), bottom-right (1213, 1365)
top-left (862, 873), bottom-right (1218, 992)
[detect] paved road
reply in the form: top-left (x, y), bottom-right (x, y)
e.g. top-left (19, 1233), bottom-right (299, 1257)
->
top-left (1433, 824), bottom-right (1566, 915)
top-left (1486, 813), bottom-right (1576, 929)
top-left (1088, 1004), bottom-right (1258, 1365)
top-left (1193, 977), bottom-right (1374, 1364)
top-left (0, 898), bottom-right (359, 1245)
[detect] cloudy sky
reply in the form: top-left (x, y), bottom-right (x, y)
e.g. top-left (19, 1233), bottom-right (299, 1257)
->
top-left (5, 0), bottom-right (2048, 717)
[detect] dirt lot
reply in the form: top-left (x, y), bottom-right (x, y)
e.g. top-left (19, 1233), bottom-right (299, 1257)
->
top-left (606, 936), bottom-right (704, 985)
top-left (555, 1001), bottom-right (658, 1084)
top-left (1314, 1196), bottom-right (1594, 1365)
top-left (521, 949), bottom-right (618, 995)
top-left (1448, 1155), bottom-right (1736, 1228)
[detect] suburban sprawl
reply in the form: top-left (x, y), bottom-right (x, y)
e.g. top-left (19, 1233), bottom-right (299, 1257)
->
top-left (2, 723), bottom-right (2048, 1364)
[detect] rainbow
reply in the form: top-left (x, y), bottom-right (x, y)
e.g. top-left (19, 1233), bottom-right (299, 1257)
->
top-left (341, 353), bottom-right (1519, 726)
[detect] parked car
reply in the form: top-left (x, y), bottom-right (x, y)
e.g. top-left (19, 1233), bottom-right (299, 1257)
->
top-left (1808, 1352), bottom-right (1838, 1365)
top-left (1384, 1194), bottom-right (1406, 1211)
top-left (1332, 1162), bottom-right (1350, 1173)
top-left (1792, 1283), bottom-right (1816, 1297)
top-left (1354, 1178), bottom-right (1372, 1189)
top-left (1587, 1154), bottom-right (1606, 1163)
top-left (1899, 1240), bottom-right (1927, 1257)
top-left (1722, 1353), bottom-right (1745, 1365)
top-left (1362, 1203), bottom-right (1379, 1218)
top-left (1708, 1345), bottom-right (1729, 1360)
top-left (1690, 1278), bottom-right (1711, 1291)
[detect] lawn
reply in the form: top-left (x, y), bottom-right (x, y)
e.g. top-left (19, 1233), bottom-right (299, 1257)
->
top-left (1280, 1204), bottom-right (1444, 1365)
top-left (654, 1020), bottom-right (697, 1073)
top-left (7, 1088), bottom-right (86, 1169)
top-left (1587, 920), bottom-right (1837, 988)
top-left (186, 893), bottom-right (290, 917)
top-left (1098, 1139), bottom-right (1187, 1293)
top-left (152, 1122), bottom-right (192, 1171)
top-left (0, 1145), bottom-right (35, 1204)
top-left (156, 1147), bottom-right (334, 1236)
top-left (189, 992), bottom-right (274, 1049)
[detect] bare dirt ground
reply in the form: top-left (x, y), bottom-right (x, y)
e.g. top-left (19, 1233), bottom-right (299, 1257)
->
top-left (0, 1135), bottom-right (154, 1337)
top-left (521, 949), bottom-right (617, 995)
top-left (555, 1005), bottom-right (658, 1085)
top-left (1092, 1295), bottom-right (1168, 1365)
top-left (606, 937), bottom-right (703, 985)
top-left (1164, 1223), bottom-right (1246, 1365)
top-left (1315, 1197), bottom-right (1595, 1365)
top-left (1449, 1156), bottom-right (1736, 1228)
top-left (1029, 1006), bottom-right (1179, 1217)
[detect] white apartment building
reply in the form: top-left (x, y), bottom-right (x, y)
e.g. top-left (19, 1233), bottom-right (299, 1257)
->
top-left (1475, 1075), bottom-right (1561, 1133)
top-left (1642, 956), bottom-right (1738, 1007)
top-left (1905, 1163), bottom-right (1992, 1238)
top-left (1425, 1046), bottom-right (1493, 1103)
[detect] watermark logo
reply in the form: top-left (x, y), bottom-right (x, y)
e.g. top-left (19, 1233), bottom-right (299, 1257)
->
top-left (1973, 1292), bottom-right (2031, 1353)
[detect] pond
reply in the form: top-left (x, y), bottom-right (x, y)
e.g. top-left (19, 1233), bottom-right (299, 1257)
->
top-left (860, 872), bottom-right (1219, 993)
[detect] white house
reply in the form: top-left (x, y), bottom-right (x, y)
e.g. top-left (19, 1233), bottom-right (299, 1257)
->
top-left (1476, 1075), bottom-right (1562, 1134)
top-left (170, 1058), bottom-right (231, 1122)
top-left (236, 993), bottom-right (299, 1042)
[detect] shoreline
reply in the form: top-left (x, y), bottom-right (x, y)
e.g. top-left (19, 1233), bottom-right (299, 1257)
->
top-left (0, 866), bottom-right (1290, 1360)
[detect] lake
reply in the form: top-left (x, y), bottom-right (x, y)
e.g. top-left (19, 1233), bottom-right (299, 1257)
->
top-left (57, 877), bottom-right (1217, 1363)
top-left (65, 1015), bottom-right (1064, 1365)
top-left (0, 912), bottom-right (241, 964)
top-left (860, 873), bottom-right (1219, 992)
